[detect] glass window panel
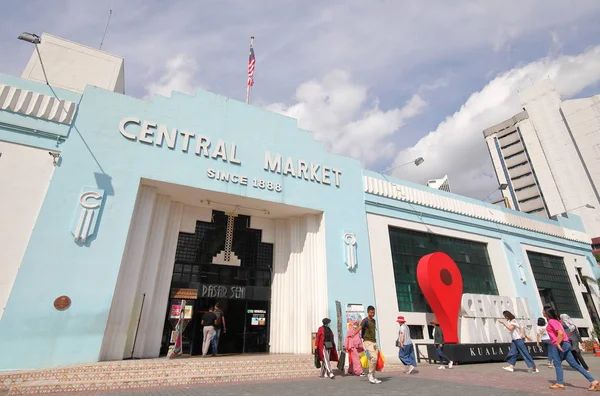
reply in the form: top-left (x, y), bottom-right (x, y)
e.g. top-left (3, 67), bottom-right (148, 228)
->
top-left (526, 251), bottom-right (582, 318)
top-left (388, 226), bottom-right (498, 313)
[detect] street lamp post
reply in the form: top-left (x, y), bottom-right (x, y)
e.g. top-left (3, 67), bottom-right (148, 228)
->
top-left (564, 204), bottom-right (595, 213)
top-left (483, 183), bottom-right (508, 202)
top-left (381, 157), bottom-right (424, 174)
top-left (17, 32), bottom-right (50, 85)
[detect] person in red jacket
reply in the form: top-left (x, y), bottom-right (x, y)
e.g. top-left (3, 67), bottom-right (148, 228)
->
top-left (316, 318), bottom-right (339, 379)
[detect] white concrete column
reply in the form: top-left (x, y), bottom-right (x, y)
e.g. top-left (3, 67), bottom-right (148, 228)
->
top-left (99, 186), bottom-right (157, 361)
top-left (270, 214), bottom-right (327, 354)
top-left (143, 201), bottom-right (183, 358)
top-left (127, 194), bottom-right (172, 358)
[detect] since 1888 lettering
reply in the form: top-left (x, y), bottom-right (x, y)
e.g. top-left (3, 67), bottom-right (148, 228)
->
top-left (207, 169), bottom-right (282, 193)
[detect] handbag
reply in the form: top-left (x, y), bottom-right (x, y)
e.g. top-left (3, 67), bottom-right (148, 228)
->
top-left (337, 351), bottom-right (346, 371)
top-left (360, 352), bottom-right (369, 369)
top-left (324, 341), bottom-right (334, 349)
top-left (376, 351), bottom-right (386, 371)
top-left (314, 348), bottom-right (321, 369)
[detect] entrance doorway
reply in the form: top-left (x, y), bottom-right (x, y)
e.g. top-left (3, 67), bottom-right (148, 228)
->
top-left (161, 210), bottom-right (273, 356)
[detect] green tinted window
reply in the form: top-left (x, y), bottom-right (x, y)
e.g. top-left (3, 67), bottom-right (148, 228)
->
top-left (526, 251), bottom-right (582, 318)
top-left (388, 226), bottom-right (498, 313)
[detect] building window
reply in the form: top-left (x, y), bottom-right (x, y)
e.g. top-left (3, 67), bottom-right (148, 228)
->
top-left (408, 325), bottom-right (424, 340)
top-left (388, 227), bottom-right (498, 313)
top-left (526, 251), bottom-right (582, 318)
top-left (579, 328), bottom-right (590, 338)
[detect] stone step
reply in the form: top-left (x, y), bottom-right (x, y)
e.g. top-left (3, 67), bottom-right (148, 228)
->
top-left (6, 369), bottom-right (319, 395)
top-left (2, 361), bottom-right (316, 384)
top-left (1, 356), bottom-right (313, 383)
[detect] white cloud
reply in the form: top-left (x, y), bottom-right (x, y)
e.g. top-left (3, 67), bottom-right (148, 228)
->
top-left (144, 54), bottom-right (204, 99)
top-left (266, 70), bottom-right (427, 166)
top-left (389, 46), bottom-right (600, 200)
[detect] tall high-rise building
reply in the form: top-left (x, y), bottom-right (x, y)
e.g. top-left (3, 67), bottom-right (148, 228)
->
top-left (483, 79), bottom-right (600, 238)
top-left (427, 175), bottom-right (451, 192)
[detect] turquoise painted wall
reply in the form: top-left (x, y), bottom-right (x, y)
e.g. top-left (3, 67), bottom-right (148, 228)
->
top-left (362, 171), bottom-right (599, 320)
top-left (0, 86), bottom-right (375, 370)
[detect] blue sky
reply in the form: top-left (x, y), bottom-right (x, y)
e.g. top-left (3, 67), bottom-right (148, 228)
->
top-left (2, 0), bottom-right (600, 199)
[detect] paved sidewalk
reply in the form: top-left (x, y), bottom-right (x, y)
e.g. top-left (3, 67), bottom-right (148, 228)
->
top-left (66, 354), bottom-right (600, 395)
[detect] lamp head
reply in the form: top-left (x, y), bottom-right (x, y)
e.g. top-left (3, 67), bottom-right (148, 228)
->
top-left (499, 183), bottom-right (508, 190)
top-left (586, 204), bottom-right (595, 209)
top-left (414, 157), bottom-right (425, 166)
top-left (18, 32), bottom-right (41, 44)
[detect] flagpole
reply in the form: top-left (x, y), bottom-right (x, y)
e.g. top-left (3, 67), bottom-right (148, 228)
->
top-left (246, 36), bottom-right (254, 104)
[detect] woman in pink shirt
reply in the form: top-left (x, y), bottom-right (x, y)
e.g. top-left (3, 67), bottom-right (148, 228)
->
top-left (543, 306), bottom-right (599, 391)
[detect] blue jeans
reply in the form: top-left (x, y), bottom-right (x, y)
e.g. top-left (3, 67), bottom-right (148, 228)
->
top-left (506, 339), bottom-right (535, 368)
top-left (399, 343), bottom-right (417, 366)
top-left (436, 344), bottom-right (451, 365)
top-left (211, 328), bottom-right (221, 354)
top-left (542, 339), bottom-right (554, 363)
top-left (553, 341), bottom-right (595, 385)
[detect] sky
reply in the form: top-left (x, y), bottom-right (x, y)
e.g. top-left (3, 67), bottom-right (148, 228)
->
top-left (2, 0), bottom-right (600, 200)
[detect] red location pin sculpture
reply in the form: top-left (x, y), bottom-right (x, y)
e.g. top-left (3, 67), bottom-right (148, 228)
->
top-left (416, 252), bottom-right (463, 344)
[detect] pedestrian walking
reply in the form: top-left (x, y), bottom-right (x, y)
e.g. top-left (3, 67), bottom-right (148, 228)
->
top-left (396, 316), bottom-right (417, 374)
top-left (201, 307), bottom-right (217, 357)
top-left (544, 306), bottom-right (599, 390)
top-left (536, 317), bottom-right (554, 368)
top-left (344, 320), bottom-right (365, 376)
top-left (211, 303), bottom-right (226, 356)
top-left (316, 318), bottom-right (339, 379)
top-left (431, 319), bottom-right (453, 369)
top-left (499, 310), bottom-right (539, 373)
top-left (560, 314), bottom-right (590, 372)
top-left (356, 305), bottom-right (382, 384)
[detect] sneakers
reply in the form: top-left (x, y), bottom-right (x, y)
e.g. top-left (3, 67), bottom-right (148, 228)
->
top-left (329, 373), bottom-right (335, 379)
top-left (438, 365), bottom-right (446, 370)
top-left (368, 374), bottom-right (381, 384)
top-left (407, 365), bottom-right (415, 374)
top-left (448, 361), bottom-right (454, 369)
top-left (359, 373), bottom-right (366, 377)
top-left (528, 367), bottom-right (540, 373)
top-left (502, 366), bottom-right (514, 372)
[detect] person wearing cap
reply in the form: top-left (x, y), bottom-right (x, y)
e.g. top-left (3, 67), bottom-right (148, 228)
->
top-left (431, 319), bottom-right (453, 369)
top-left (316, 318), bottom-right (339, 379)
top-left (396, 316), bottom-right (416, 374)
top-left (344, 320), bottom-right (365, 377)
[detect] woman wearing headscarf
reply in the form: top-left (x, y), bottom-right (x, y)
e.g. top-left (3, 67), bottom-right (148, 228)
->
top-left (316, 318), bottom-right (339, 379)
top-left (344, 320), bottom-right (365, 376)
top-left (560, 313), bottom-right (590, 372)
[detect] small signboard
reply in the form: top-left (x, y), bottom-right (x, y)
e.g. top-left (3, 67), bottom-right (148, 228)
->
top-left (170, 304), bottom-right (193, 319)
top-left (171, 288), bottom-right (198, 300)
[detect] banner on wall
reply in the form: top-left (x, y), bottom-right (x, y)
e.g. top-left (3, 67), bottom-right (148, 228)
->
top-left (345, 304), bottom-right (365, 331)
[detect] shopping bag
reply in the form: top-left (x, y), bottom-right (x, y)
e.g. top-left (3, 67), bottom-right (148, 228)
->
top-left (360, 352), bottom-right (369, 369)
top-left (314, 348), bottom-right (321, 369)
top-left (337, 351), bottom-right (346, 372)
top-left (376, 351), bottom-right (385, 371)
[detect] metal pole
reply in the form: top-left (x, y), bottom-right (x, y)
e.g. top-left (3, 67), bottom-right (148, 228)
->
top-left (246, 36), bottom-right (254, 104)
top-left (34, 44), bottom-right (50, 86)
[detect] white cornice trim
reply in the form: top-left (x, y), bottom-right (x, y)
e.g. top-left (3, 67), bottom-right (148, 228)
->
top-left (363, 175), bottom-right (591, 245)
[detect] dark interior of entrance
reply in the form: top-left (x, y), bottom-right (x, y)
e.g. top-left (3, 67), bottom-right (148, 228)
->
top-left (160, 210), bottom-right (273, 356)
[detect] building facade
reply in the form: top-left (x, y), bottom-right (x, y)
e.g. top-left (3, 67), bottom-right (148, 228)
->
top-left (483, 79), bottom-right (600, 239)
top-left (1, 36), bottom-right (600, 371)
top-left (427, 175), bottom-right (451, 192)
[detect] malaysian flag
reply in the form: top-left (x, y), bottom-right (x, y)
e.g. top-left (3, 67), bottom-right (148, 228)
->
top-left (247, 44), bottom-right (256, 87)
